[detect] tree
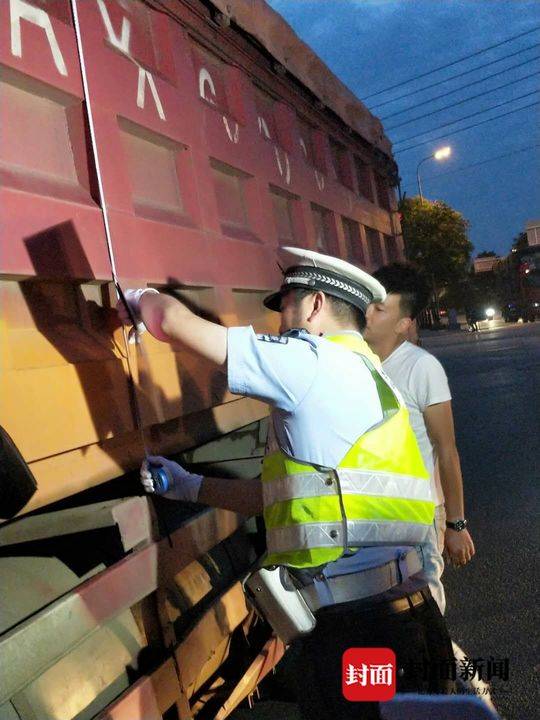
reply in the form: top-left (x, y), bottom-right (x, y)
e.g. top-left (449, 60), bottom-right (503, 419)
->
top-left (511, 231), bottom-right (528, 252)
top-left (495, 231), bottom-right (530, 305)
top-left (477, 250), bottom-right (497, 258)
top-left (399, 196), bottom-right (473, 318)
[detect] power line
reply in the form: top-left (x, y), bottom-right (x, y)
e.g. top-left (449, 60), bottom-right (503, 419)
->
top-left (393, 89), bottom-right (540, 146)
top-left (369, 41), bottom-right (540, 110)
top-left (362, 25), bottom-right (540, 100)
top-left (386, 70), bottom-right (540, 131)
top-left (380, 54), bottom-right (540, 120)
top-left (400, 142), bottom-right (540, 183)
top-left (394, 100), bottom-right (540, 154)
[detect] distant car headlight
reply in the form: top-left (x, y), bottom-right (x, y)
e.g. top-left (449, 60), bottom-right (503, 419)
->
top-left (485, 308), bottom-right (495, 319)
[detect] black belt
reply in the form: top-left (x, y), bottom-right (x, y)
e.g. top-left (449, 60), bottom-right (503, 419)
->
top-left (383, 588), bottom-right (428, 615)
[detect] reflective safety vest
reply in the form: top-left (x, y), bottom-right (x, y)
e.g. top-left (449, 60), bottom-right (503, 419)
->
top-left (262, 333), bottom-right (434, 569)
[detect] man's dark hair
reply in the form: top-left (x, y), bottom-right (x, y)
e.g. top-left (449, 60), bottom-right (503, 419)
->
top-left (291, 288), bottom-right (366, 331)
top-left (373, 263), bottom-right (431, 319)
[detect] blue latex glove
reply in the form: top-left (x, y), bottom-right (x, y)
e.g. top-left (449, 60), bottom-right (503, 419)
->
top-left (141, 455), bottom-right (203, 503)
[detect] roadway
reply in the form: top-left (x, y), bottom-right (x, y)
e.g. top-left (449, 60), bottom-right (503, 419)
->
top-left (422, 320), bottom-right (540, 720)
top-left (231, 321), bottom-right (540, 720)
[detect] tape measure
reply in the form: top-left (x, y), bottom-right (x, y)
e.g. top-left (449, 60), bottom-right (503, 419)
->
top-left (71, 0), bottom-right (168, 496)
top-left (114, 284), bottom-right (170, 494)
top-left (147, 462), bottom-right (170, 494)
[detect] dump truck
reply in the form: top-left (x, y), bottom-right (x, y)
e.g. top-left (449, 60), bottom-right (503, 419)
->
top-left (0, 1), bottom-right (403, 718)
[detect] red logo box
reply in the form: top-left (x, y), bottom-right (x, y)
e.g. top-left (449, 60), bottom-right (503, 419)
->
top-left (342, 648), bottom-right (396, 702)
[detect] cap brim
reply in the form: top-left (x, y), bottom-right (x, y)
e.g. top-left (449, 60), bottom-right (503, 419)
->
top-left (263, 291), bottom-right (282, 312)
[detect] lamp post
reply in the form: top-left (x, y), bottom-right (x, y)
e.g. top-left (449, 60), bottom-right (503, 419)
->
top-left (416, 146), bottom-right (451, 203)
top-left (415, 146), bottom-right (451, 327)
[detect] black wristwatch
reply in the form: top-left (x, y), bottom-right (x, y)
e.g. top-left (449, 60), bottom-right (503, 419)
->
top-left (446, 519), bottom-right (468, 532)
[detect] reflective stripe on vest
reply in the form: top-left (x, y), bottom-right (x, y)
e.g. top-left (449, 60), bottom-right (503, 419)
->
top-left (262, 469), bottom-right (433, 507)
top-left (262, 333), bottom-right (434, 569)
top-left (267, 519), bottom-right (428, 555)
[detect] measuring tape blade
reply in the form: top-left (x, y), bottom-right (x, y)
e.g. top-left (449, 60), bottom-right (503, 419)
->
top-left (70, 0), bottom-right (166, 492)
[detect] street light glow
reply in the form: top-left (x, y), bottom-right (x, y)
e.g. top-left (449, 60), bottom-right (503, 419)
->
top-left (434, 146), bottom-right (451, 160)
top-left (417, 146), bottom-right (452, 202)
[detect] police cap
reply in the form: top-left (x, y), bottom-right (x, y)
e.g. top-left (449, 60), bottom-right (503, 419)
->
top-left (264, 247), bottom-right (386, 314)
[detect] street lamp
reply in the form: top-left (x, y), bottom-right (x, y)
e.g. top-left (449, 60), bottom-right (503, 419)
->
top-left (416, 146), bottom-right (451, 202)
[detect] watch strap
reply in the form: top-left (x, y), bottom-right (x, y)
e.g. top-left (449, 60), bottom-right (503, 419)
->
top-left (446, 519), bottom-right (468, 531)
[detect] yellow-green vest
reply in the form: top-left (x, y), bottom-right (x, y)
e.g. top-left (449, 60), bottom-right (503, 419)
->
top-left (261, 333), bottom-right (434, 569)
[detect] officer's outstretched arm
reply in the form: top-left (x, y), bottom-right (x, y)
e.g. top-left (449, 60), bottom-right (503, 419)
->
top-left (141, 456), bottom-right (263, 516)
top-left (140, 291), bottom-right (227, 366)
top-left (199, 476), bottom-right (264, 517)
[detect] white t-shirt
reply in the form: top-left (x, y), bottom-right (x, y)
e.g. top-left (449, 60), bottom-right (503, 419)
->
top-left (382, 341), bottom-right (452, 506)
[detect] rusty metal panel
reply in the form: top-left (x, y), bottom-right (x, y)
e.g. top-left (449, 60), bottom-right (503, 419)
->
top-left (0, 497), bottom-right (153, 551)
top-left (0, 3), bottom-right (407, 716)
top-left (214, 636), bottom-right (286, 719)
top-left (0, 2), bottom-right (110, 280)
top-left (0, 557), bottom-right (104, 633)
top-left (0, 544), bottom-right (157, 704)
top-left (0, 0), bottom-right (273, 514)
top-left (175, 582), bottom-right (250, 698)
top-left (1, 0), bottom-right (403, 515)
top-left (0, 507), bottom-right (244, 703)
top-left (11, 608), bottom-right (144, 720)
top-left (94, 677), bottom-right (163, 720)
top-left (94, 659), bottom-right (188, 720)
top-left (17, 396), bottom-right (267, 513)
top-left (0, 702), bottom-right (20, 720)
top-left (207, 0), bottom-right (391, 154)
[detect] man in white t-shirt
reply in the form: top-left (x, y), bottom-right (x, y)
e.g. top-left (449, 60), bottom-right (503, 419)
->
top-left (364, 263), bottom-right (475, 614)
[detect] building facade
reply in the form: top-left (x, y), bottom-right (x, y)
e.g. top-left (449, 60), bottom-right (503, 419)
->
top-left (525, 220), bottom-right (540, 247)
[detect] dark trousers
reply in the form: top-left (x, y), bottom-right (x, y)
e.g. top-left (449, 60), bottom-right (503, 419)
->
top-left (293, 579), bottom-right (455, 719)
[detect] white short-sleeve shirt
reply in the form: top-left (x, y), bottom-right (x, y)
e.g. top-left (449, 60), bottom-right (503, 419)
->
top-left (382, 341), bottom-right (452, 506)
top-left (227, 326), bottom-right (385, 468)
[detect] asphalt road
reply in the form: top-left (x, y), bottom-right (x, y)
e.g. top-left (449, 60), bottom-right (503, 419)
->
top-left (421, 321), bottom-right (540, 720)
top-left (231, 322), bottom-right (540, 720)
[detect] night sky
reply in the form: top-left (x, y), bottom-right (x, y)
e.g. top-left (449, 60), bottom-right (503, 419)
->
top-left (268, 0), bottom-right (540, 257)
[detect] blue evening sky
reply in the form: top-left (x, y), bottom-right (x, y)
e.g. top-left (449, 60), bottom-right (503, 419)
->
top-left (268, 0), bottom-right (539, 256)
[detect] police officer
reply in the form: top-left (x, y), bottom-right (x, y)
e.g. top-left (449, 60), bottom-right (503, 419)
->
top-left (118, 247), bottom-right (454, 719)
